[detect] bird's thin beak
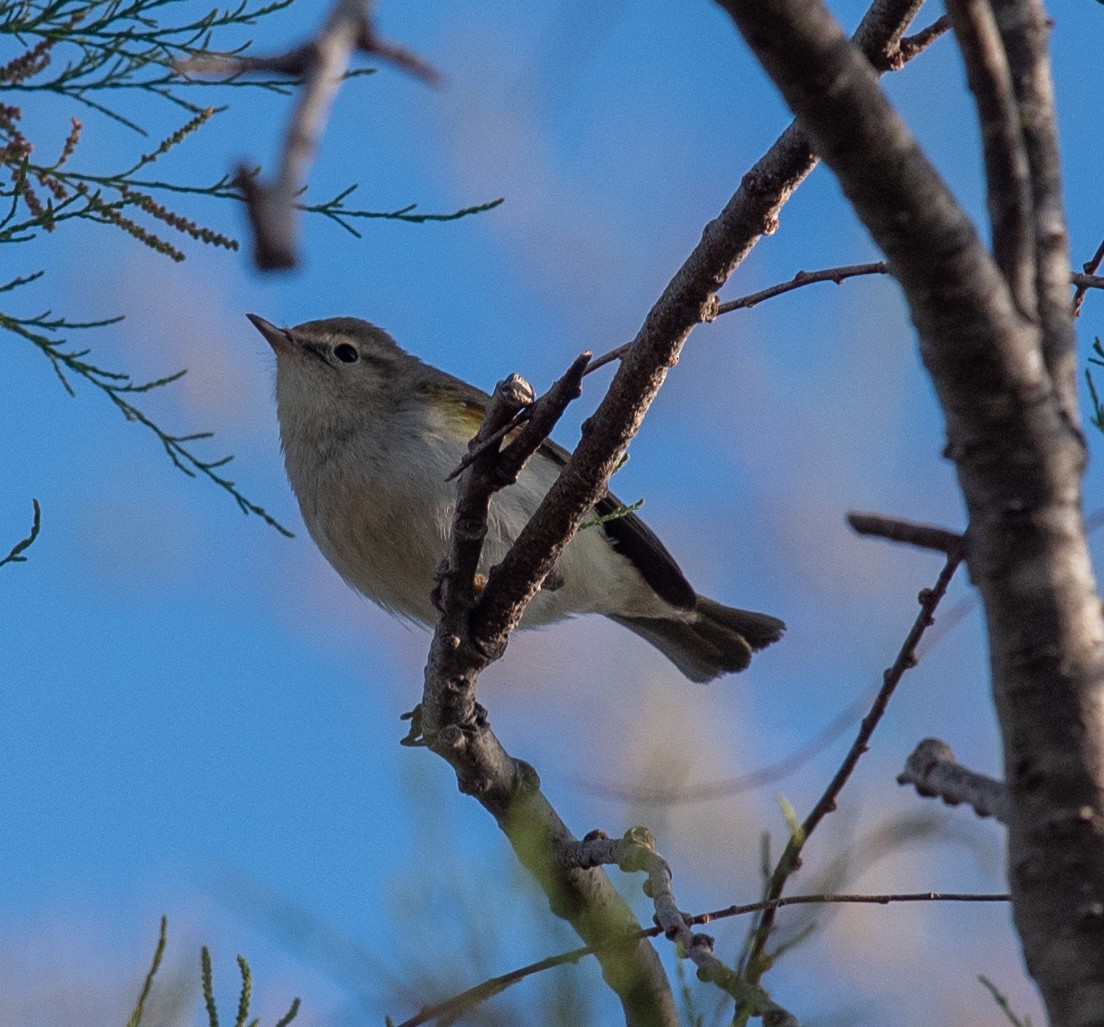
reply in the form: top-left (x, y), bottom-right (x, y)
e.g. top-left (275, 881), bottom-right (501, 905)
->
top-left (247, 313), bottom-right (293, 354)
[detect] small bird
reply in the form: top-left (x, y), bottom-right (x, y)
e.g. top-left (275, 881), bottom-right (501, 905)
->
top-left (249, 314), bottom-right (784, 682)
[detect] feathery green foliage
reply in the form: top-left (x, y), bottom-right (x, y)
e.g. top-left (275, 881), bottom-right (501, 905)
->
top-left (126, 917), bottom-right (299, 1027)
top-left (1, 0), bottom-right (298, 528)
top-left (1, 0), bottom-right (498, 530)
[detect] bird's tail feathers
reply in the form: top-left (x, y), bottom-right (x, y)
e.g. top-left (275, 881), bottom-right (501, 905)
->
top-left (610, 596), bottom-right (784, 683)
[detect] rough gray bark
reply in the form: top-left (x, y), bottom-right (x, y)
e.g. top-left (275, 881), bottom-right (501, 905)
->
top-left (715, 0), bottom-right (1104, 1023)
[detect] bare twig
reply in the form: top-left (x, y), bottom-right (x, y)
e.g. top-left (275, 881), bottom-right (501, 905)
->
top-left (978, 974), bottom-right (1033, 1027)
top-left (847, 511), bottom-right (964, 554)
top-left (356, 18), bottom-right (441, 85)
top-left (0, 498), bottom-right (41, 568)
top-left (702, 889), bottom-right (1009, 920)
top-left (897, 738), bottom-right (1009, 821)
top-left (718, 263), bottom-right (1103, 317)
top-left (1073, 236), bottom-right (1104, 316)
top-left (897, 15), bottom-right (951, 63)
top-left (738, 548), bottom-right (964, 990)
top-left (715, 261), bottom-right (888, 313)
top-left (583, 342), bottom-right (631, 376)
top-left (444, 409), bottom-right (530, 482)
top-left (718, 261), bottom-right (1104, 323)
top-left (493, 353), bottom-right (591, 488)
top-left (393, 889), bottom-right (1009, 1027)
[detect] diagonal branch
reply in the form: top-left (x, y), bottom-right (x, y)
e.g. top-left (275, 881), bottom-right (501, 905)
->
top-left (469, 0), bottom-right (937, 651)
top-left (737, 548), bottom-right (963, 997)
top-left (218, 0), bottom-right (441, 268)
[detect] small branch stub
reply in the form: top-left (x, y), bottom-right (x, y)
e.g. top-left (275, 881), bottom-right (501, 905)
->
top-left (847, 511), bottom-right (964, 555)
top-left (897, 738), bottom-right (1009, 822)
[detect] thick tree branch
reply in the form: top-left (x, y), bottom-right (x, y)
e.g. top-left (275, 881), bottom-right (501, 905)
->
top-left (714, 1), bottom-right (1104, 1023)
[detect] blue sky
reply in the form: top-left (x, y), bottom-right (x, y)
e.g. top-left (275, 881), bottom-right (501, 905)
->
top-left (3, 1), bottom-right (1103, 1024)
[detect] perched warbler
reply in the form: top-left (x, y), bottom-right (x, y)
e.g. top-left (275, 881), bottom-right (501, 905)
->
top-left (248, 314), bottom-right (784, 682)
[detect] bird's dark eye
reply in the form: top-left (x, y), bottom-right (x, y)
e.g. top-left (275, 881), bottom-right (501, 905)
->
top-left (334, 343), bottom-right (359, 364)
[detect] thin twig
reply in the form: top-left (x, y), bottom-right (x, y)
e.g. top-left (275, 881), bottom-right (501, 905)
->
top-left (587, 264), bottom-right (1104, 378)
top-left (716, 261), bottom-right (888, 313)
top-left (1073, 236), bottom-right (1104, 316)
top-left (444, 409), bottom-right (530, 481)
top-left (392, 890), bottom-right (1009, 1027)
top-left (0, 498), bottom-right (41, 568)
top-left (356, 19), bottom-right (441, 85)
top-left (493, 353), bottom-right (591, 485)
top-left (739, 548), bottom-right (964, 983)
top-left (584, 342), bottom-right (631, 376)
